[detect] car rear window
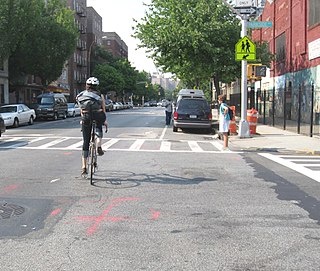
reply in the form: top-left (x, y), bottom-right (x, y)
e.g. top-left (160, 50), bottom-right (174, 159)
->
top-left (38, 97), bottom-right (53, 105)
top-left (178, 99), bottom-right (209, 110)
top-left (0, 106), bottom-right (17, 113)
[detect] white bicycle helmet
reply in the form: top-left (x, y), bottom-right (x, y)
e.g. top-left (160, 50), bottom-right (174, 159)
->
top-left (86, 77), bottom-right (99, 86)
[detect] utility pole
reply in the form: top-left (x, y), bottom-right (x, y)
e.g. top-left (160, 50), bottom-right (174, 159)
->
top-left (238, 16), bottom-right (250, 138)
top-left (222, 0), bottom-right (257, 138)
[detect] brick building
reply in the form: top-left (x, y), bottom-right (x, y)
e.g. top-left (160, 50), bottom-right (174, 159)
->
top-left (101, 32), bottom-right (128, 59)
top-left (248, 0), bottom-right (320, 135)
top-left (86, 7), bottom-right (103, 77)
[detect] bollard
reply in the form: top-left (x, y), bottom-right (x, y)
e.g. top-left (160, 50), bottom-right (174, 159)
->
top-left (247, 108), bottom-right (258, 134)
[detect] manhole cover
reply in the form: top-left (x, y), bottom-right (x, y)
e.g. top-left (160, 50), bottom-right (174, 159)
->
top-left (0, 203), bottom-right (25, 219)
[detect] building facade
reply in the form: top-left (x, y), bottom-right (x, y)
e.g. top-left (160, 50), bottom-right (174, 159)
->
top-left (66, 0), bottom-right (88, 100)
top-left (86, 7), bottom-right (103, 77)
top-left (101, 32), bottom-right (128, 59)
top-left (248, 0), bottom-right (320, 135)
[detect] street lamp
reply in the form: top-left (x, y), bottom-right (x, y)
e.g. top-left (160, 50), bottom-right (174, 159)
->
top-left (87, 40), bottom-right (95, 77)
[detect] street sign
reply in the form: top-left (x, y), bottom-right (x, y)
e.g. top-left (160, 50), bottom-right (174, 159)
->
top-left (234, 5), bottom-right (257, 15)
top-left (235, 0), bottom-right (254, 6)
top-left (235, 36), bottom-right (256, 61)
top-left (247, 21), bottom-right (272, 28)
top-left (234, 7), bottom-right (256, 14)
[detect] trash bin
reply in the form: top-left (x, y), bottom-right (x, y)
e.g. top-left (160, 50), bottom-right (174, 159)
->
top-left (229, 106), bottom-right (237, 134)
top-left (247, 108), bottom-right (258, 134)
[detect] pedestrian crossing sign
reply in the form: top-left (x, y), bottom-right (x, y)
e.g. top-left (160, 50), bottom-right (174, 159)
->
top-left (235, 36), bottom-right (256, 61)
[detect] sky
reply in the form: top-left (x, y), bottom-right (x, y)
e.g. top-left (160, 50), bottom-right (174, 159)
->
top-left (86, 0), bottom-right (158, 74)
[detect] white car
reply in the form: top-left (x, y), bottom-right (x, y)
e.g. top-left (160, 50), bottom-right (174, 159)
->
top-left (67, 103), bottom-right (81, 117)
top-left (0, 104), bottom-right (36, 128)
top-left (113, 102), bottom-right (122, 110)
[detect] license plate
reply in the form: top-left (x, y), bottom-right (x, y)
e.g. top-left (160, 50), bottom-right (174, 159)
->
top-left (189, 115), bottom-right (197, 119)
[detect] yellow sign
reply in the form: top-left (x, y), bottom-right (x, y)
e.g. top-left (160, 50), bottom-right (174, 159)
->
top-left (235, 36), bottom-right (256, 61)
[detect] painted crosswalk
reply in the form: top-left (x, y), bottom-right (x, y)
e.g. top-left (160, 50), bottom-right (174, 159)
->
top-left (259, 153), bottom-right (320, 183)
top-left (0, 135), bottom-right (239, 153)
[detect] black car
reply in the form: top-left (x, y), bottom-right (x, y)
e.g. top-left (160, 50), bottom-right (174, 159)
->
top-left (0, 115), bottom-right (5, 137)
top-left (34, 93), bottom-right (68, 120)
top-left (173, 98), bottom-right (212, 133)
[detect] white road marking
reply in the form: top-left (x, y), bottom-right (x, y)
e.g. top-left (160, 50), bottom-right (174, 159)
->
top-left (160, 141), bottom-right (171, 151)
top-left (259, 153), bottom-right (320, 183)
top-left (0, 136), bottom-right (241, 153)
top-left (102, 138), bottom-right (119, 149)
top-left (50, 178), bottom-right (60, 183)
top-left (160, 127), bottom-right (167, 140)
top-left (210, 141), bottom-right (223, 151)
top-left (36, 137), bottom-right (69, 149)
top-left (129, 139), bottom-right (145, 150)
top-left (66, 140), bottom-right (84, 149)
top-left (188, 141), bottom-right (203, 152)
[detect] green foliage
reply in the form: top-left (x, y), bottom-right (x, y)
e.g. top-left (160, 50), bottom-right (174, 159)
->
top-left (2, 0), bottom-right (78, 85)
top-left (133, 0), bottom-right (242, 92)
top-left (254, 41), bottom-right (275, 67)
top-left (0, 0), bottom-right (39, 59)
top-left (93, 64), bottom-right (125, 96)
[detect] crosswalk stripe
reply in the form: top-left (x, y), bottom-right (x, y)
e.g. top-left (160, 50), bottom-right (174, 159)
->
top-left (259, 153), bottom-right (320, 183)
top-left (188, 141), bottom-right (203, 152)
top-left (66, 140), bottom-right (84, 149)
top-left (129, 139), bottom-right (145, 151)
top-left (36, 137), bottom-right (69, 149)
top-left (102, 138), bottom-right (119, 149)
top-left (210, 141), bottom-right (223, 151)
top-left (0, 136), bottom-right (241, 153)
top-left (160, 141), bottom-right (171, 151)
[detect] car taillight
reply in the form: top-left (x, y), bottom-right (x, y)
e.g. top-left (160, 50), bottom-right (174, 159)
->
top-left (173, 111), bottom-right (178, 120)
top-left (208, 113), bottom-right (212, 120)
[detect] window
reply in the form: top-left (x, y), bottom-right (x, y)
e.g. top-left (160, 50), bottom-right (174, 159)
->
top-left (309, 0), bottom-right (320, 26)
top-left (275, 32), bottom-right (286, 62)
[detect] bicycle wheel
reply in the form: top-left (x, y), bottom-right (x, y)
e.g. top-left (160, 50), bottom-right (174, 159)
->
top-left (89, 142), bottom-right (97, 185)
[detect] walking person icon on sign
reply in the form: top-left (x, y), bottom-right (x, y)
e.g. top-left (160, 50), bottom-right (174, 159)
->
top-left (245, 39), bottom-right (251, 53)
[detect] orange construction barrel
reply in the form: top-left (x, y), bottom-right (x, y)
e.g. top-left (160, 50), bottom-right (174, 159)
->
top-left (228, 106), bottom-right (237, 134)
top-left (247, 108), bottom-right (258, 134)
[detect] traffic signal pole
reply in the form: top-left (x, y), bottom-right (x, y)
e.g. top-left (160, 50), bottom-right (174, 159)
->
top-left (238, 16), bottom-right (251, 138)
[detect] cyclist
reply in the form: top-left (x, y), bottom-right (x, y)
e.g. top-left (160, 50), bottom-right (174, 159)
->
top-left (76, 77), bottom-right (107, 176)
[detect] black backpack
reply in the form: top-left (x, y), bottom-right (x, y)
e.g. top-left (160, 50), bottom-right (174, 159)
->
top-left (227, 106), bottom-right (234, 120)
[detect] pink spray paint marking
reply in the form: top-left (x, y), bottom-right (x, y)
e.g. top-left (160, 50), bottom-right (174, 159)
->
top-left (50, 208), bottom-right (61, 216)
top-left (75, 197), bottom-right (140, 236)
top-left (0, 184), bottom-right (19, 194)
top-left (150, 209), bottom-right (160, 220)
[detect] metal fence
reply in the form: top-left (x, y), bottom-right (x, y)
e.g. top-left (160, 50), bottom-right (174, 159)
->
top-left (230, 83), bottom-right (320, 137)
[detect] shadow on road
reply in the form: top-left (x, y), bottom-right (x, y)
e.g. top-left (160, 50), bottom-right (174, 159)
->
top-left (90, 170), bottom-right (216, 189)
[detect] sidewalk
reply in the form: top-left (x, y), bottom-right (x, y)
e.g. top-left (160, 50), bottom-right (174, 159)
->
top-left (228, 124), bottom-right (320, 154)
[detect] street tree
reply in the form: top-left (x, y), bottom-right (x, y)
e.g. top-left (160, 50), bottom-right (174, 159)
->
top-left (7, 0), bottom-right (78, 85)
top-left (93, 64), bottom-right (125, 97)
top-left (133, 0), bottom-right (241, 95)
top-left (0, 0), bottom-right (38, 60)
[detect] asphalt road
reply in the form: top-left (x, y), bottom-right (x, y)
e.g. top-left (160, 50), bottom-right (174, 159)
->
top-left (0, 107), bottom-right (320, 271)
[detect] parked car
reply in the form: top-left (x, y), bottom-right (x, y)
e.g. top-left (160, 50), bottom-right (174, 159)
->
top-left (173, 98), bottom-right (212, 133)
top-left (113, 102), bottom-right (123, 110)
top-left (105, 99), bottom-right (114, 111)
top-left (0, 104), bottom-right (36, 128)
top-left (0, 115), bottom-right (5, 136)
top-left (125, 102), bottom-right (133, 109)
top-left (34, 93), bottom-right (68, 120)
top-left (67, 103), bottom-right (81, 117)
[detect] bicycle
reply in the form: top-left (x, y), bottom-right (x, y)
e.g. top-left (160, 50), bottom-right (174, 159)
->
top-left (87, 119), bottom-right (98, 185)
